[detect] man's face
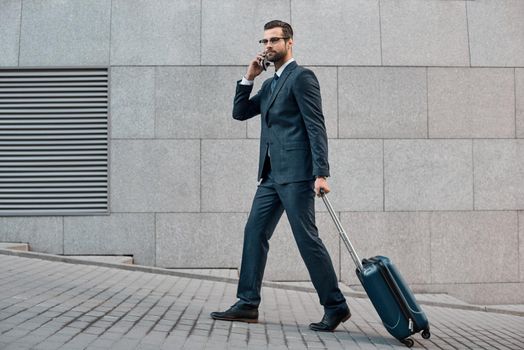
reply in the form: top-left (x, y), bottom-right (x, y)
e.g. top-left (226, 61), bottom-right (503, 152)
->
top-left (262, 27), bottom-right (292, 63)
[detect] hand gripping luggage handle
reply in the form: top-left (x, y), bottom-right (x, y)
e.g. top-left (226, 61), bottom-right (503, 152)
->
top-left (320, 190), bottom-right (364, 271)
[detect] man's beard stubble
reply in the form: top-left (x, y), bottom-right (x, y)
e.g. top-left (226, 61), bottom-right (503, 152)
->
top-left (267, 49), bottom-right (286, 63)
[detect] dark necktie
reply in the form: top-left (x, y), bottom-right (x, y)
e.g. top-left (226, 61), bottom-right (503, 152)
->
top-left (270, 73), bottom-right (279, 93)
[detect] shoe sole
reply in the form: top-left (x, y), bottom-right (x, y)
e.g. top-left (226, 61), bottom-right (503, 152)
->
top-left (211, 316), bottom-right (258, 324)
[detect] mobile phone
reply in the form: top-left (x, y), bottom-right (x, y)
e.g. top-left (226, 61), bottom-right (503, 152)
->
top-left (260, 54), bottom-right (270, 71)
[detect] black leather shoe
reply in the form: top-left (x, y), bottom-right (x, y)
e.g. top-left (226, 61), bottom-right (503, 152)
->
top-left (210, 304), bottom-right (258, 323)
top-left (309, 306), bottom-right (351, 332)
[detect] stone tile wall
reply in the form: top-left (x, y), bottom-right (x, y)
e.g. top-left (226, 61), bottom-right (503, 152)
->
top-left (1, 0), bottom-right (523, 303)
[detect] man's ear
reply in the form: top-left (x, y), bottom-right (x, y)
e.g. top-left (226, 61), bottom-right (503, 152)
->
top-left (287, 38), bottom-right (293, 49)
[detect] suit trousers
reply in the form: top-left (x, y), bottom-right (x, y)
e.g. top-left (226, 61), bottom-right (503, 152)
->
top-left (236, 170), bottom-right (347, 314)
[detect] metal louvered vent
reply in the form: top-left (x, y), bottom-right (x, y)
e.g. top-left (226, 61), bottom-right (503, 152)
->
top-left (0, 68), bottom-right (108, 215)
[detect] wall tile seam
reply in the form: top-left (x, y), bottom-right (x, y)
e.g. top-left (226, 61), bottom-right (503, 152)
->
top-left (379, 209), bottom-right (521, 214)
top-left (518, 211), bottom-right (521, 281)
top-left (465, 0), bottom-right (472, 68)
top-left (109, 211), bottom-right (250, 214)
top-left (43, 213), bottom-right (113, 222)
top-left (153, 66), bottom-right (158, 139)
top-left (4, 65), bottom-right (111, 69)
top-left (361, 65), bottom-right (519, 70)
top-left (0, 212), bottom-right (110, 218)
top-left (406, 282), bottom-right (524, 287)
top-left (382, 139), bottom-right (385, 212)
top-left (100, 210), bottom-right (524, 215)
top-left (111, 137), bottom-right (231, 140)
top-left (378, 0), bottom-right (383, 66)
top-left (16, 0), bottom-right (23, 67)
top-left (199, 139), bottom-right (202, 214)
top-left (396, 282), bottom-right (524, 287)
top-left (109, 137), bottom-right (524, 141)
top-left (62, 216), bottom-right (65, 255)
top-left (108, 0), bottom-right (113, 66)
top-left (62, 212), bottom-right (157, 216)
top-left (426, 137), bottom-right (520, 142)
top-left (104, 65), bottom-right (524, 69)
top-left (471, 139), bottom-right (475, 210)
top-left (289, 0), bottom-right (293, 35)
top-left (5, 210), bottom-right (521, 218)
top-left (383, 138), bottom-right (520, 141)
top-left (515, 68), bottom-right (518, 139)
top-left (336, 67), bottom-right (340, 139)
top-left (199, 0), bottom-right (202, 66)
top-left (153, 212), bottom-right (156, 266)
top-left (4, 64), bottom-right (521, 69)
top-left (335, 210), bottom-right (519, 214)
top-left (339, 137), bottom-right (522, 142)
top-left (426, 211), bottom-right (433, 284)
top-left (426, 67), bottom-right (430, 139)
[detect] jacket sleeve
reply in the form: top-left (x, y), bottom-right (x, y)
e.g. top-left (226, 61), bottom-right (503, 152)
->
top-left (293, 69), bottom-right (330, 177)
top-left (232, 80), bottom-right (263, 120)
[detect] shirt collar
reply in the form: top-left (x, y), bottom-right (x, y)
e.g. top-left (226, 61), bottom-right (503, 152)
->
top-left (275, 58), bottom-right (295, 78)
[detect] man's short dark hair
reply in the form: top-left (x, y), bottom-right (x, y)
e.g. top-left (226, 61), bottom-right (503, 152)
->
top-left (264, 20), bottom-right (293, 39)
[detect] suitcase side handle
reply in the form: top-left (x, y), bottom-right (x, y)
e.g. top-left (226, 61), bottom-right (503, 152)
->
top-left (320, 190), bottom-right (364, 271)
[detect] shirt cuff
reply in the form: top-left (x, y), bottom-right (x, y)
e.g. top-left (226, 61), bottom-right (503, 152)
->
top-left (240, 76), bottom-right (254, 85)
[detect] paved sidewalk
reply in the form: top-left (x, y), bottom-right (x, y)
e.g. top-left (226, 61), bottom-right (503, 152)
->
top-left (0, 254), bottom-right (523, 350)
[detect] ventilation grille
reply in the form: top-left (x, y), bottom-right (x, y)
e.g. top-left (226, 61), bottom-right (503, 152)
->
top-left (0, 68), bottom-right (108, 215)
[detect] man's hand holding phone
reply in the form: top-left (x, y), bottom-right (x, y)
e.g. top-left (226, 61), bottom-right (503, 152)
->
top-left (245, 52), bottom-right (269, 81)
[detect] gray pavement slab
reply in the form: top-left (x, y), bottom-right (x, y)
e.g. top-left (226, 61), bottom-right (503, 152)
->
top-left (0, 254), bottom-right (523, 349)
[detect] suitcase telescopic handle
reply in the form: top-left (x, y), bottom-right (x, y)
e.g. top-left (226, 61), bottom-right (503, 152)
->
top-left (320, 190), bottom-right (364, 271)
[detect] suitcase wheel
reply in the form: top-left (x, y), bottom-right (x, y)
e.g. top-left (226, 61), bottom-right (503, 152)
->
top-left (401, 338), bottom-right (414, 348)
top-left (422, 329), bottom-right (431, 339)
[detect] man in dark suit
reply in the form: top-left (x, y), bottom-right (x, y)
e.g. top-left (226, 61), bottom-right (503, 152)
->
top-left (211, 20), bottom-right (350, 332)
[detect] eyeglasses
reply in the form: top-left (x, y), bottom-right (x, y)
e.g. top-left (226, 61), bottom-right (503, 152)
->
top-left (258, 37), bottom-right (289, 46)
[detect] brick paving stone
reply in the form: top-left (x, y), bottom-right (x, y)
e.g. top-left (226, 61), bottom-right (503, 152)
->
top-left (1, 254), bottom-right (524, 349)
top-left (3, 342), bottom-right (33, 350)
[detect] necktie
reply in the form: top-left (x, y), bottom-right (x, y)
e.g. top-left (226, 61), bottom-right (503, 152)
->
top-left (270, 73), bottom-right (279, 93)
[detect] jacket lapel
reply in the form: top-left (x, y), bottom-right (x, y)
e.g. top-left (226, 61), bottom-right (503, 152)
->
top-left (264, 61), bottom-right (297, 115)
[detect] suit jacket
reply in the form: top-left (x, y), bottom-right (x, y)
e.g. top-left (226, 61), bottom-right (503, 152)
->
top-left (232, 61), bottom-right (330, 184)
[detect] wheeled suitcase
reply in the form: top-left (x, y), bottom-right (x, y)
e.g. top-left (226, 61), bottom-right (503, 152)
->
top-left (321, 192), bottom-right (431, 348)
